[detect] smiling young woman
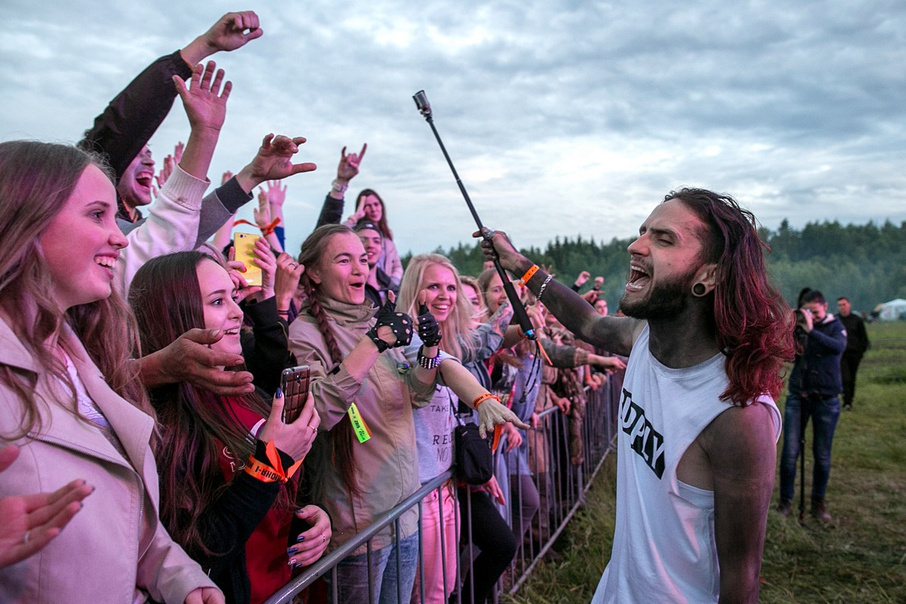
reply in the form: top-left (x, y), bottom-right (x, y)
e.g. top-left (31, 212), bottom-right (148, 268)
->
top-left (0, 140), bottom-right (221, 603)
top-left (129, 251), bottom-right (329, 603)
top-left (287, 224), bottom-right (441, 604)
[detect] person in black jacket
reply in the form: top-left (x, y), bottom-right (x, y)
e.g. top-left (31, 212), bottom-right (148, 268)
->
top-left (836, 296), bottom-right (870, 410)
top-left (778, 289), bottom-right (846, 522)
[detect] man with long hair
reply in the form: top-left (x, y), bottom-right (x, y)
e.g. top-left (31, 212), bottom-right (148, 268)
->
top-left (479, 188), bottom-right (795, 603)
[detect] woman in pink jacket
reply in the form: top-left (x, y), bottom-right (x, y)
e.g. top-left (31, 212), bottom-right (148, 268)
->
top-left (0, 141), bottom-right (221, 604)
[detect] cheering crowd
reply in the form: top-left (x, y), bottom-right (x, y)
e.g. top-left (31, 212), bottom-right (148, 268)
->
top-left (1, 9), bottom-right (802, 604)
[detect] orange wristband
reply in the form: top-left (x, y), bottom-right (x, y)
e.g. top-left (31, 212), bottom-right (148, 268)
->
top-left (472, 393), bottom-right (499, 409)
top-left (519, 264), bottom-right (539, 286)
top-left (244, 440), bottom-right (303, 484)
top-left (244, 456), bottom-right (283, 483)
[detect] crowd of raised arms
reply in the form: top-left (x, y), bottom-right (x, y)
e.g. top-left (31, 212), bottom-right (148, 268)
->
top-left (0, 10), bottom-right (647, 604)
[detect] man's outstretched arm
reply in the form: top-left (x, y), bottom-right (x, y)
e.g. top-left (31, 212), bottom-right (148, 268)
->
top-left (477, 228), bottom-right (640, 355)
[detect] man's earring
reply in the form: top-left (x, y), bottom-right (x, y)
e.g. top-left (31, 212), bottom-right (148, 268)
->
top-left (692, 283), bottom-right (707, 297)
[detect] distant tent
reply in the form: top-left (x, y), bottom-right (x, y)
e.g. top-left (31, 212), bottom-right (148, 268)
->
top-left (872, 298), bottom-right (906, 322)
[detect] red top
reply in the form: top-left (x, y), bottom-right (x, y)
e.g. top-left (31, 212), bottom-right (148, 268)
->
top-left (216, 397), bottom-right (294, 604)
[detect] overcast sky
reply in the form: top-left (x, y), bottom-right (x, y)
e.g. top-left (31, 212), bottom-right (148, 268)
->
top-left (2, 1), bottom-right (904, 260)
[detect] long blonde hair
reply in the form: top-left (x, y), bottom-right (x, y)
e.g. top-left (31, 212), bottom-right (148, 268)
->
top-left (398, 254), bottom-right (476, 362)
top-left (0, 141), bottom-right (149, 440)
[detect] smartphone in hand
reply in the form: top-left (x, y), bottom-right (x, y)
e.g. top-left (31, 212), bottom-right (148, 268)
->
top-left (234, 232), bottom-right (263, 287)
top-left (281, 365), bottom-right (311, 423)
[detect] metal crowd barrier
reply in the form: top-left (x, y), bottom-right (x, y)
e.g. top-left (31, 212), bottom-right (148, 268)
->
top-left (264, 374), bottom-right (621, 604)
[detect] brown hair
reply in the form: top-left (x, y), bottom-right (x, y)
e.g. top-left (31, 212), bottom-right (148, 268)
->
top-left (129, 251), bottom-right (273, 556)
top-left (297, 224), bottom-right (361, 498)
top-left (666, 188), bottom-right (796, 404)
top-left (355, 188), bottom-right (393, 241)
top-left (0, 140), bottom-right (148, 440)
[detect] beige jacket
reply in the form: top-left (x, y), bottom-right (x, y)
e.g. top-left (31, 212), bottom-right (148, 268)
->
top-left (0, 317), bottom-right (217, 603)
top-left (287, 298), bottom-right (435, 555)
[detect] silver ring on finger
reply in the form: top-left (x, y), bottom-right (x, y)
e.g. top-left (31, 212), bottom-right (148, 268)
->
top-left (23, 530), bottom-right (30, 545)
top-left (308, 425), bottom-right (317, 435)
top-left (321, 534), bottom-right (327, 543)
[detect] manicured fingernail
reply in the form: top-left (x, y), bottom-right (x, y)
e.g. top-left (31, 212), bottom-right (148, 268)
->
top-left (296, 535), bottom-right (305, 542)
top-left (275, 387), bottom-right (283, 398)
top-left (286, 547), bottom-right (296, 556)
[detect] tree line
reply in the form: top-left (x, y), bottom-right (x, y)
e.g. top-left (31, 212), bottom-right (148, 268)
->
top-left (404, 218), bottom-right (906, 316)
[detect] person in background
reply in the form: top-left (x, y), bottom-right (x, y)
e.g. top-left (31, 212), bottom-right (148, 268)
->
top-left (79, 11), bottom-right (263, 234)
top-left (353, 220), bottom-right (395, 307)
top-left (836, 296), bottom-right (869, 410)
top-left (778, 289), bottom-right (846, 522)
top-left (343, 189), bottom-right (403, 292)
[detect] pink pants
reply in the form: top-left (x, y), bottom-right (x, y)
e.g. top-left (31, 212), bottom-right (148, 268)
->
top-left (412, 480), bottom-right (458, 604)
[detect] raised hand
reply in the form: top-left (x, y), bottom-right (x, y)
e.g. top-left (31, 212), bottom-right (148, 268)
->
top-left (251, 237), bottom-right (277, 301)
top-left (153, 140), bottom-right (185, 192)
top-left (262, 180), bottom-right (287, 207)
top-left (181, 11), bottom-right (263, 66)
top-left (474, 228), bottom-right (526, 274)
top-left (574, 270), bottom-right (590, 288)
top-left (274, 253), bottom-right (304, 315)
top-left (367, 296), bottom-right (413, 352)
top-left (203, 11), bottom-right (262, 52)
top-left (225, 255), bottom-right (262, 304)
top-left (236, 134), bottom-right (318, 193)
top-left (254, 190), bottom-right (272, 229)
top-left (416, 291), bottom-right (442, 347)
top-left (173, 61), bottom-right (231, 135)
top-left (336, 143), bottom-right (367, 183)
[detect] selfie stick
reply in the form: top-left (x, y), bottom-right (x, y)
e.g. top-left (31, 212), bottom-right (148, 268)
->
top-left (413, 90), bottom-right (535, 340)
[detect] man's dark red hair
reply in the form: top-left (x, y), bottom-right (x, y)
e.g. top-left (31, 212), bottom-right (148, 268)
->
top-left (666, 188), bottom-right (796, 405)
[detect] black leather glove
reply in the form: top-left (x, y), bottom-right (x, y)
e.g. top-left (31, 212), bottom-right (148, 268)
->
top-left (366, 298), bottom-right (413, 352)
top-left (417, 303), bottom-right (442, 347)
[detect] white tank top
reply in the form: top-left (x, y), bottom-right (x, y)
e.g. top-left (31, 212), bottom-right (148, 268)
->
top-left (592, 326), bottom-right (781, 603)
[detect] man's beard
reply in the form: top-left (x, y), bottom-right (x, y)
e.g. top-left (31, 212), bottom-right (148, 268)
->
top-left (619, 269), bottom-right (696, 320)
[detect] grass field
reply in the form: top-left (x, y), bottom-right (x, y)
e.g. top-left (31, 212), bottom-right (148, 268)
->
top-left (506, 321), bottom-right (906, 603)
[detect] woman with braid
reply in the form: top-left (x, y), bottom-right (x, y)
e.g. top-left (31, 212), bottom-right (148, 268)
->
top-left (286, 224), bottom-right (437, 604)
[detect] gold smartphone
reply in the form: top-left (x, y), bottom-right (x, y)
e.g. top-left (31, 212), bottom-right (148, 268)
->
top-left (233, 232), bottom-right (262, 287)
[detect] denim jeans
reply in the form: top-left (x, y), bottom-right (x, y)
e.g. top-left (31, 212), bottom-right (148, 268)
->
top-left (328, 532), bottom-right (419, 604)
top-left (779, 392), bottom-right (841, 500)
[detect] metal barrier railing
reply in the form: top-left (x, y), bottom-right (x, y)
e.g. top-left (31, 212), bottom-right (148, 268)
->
top-left (264, 373), bottom-right (621, 604)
